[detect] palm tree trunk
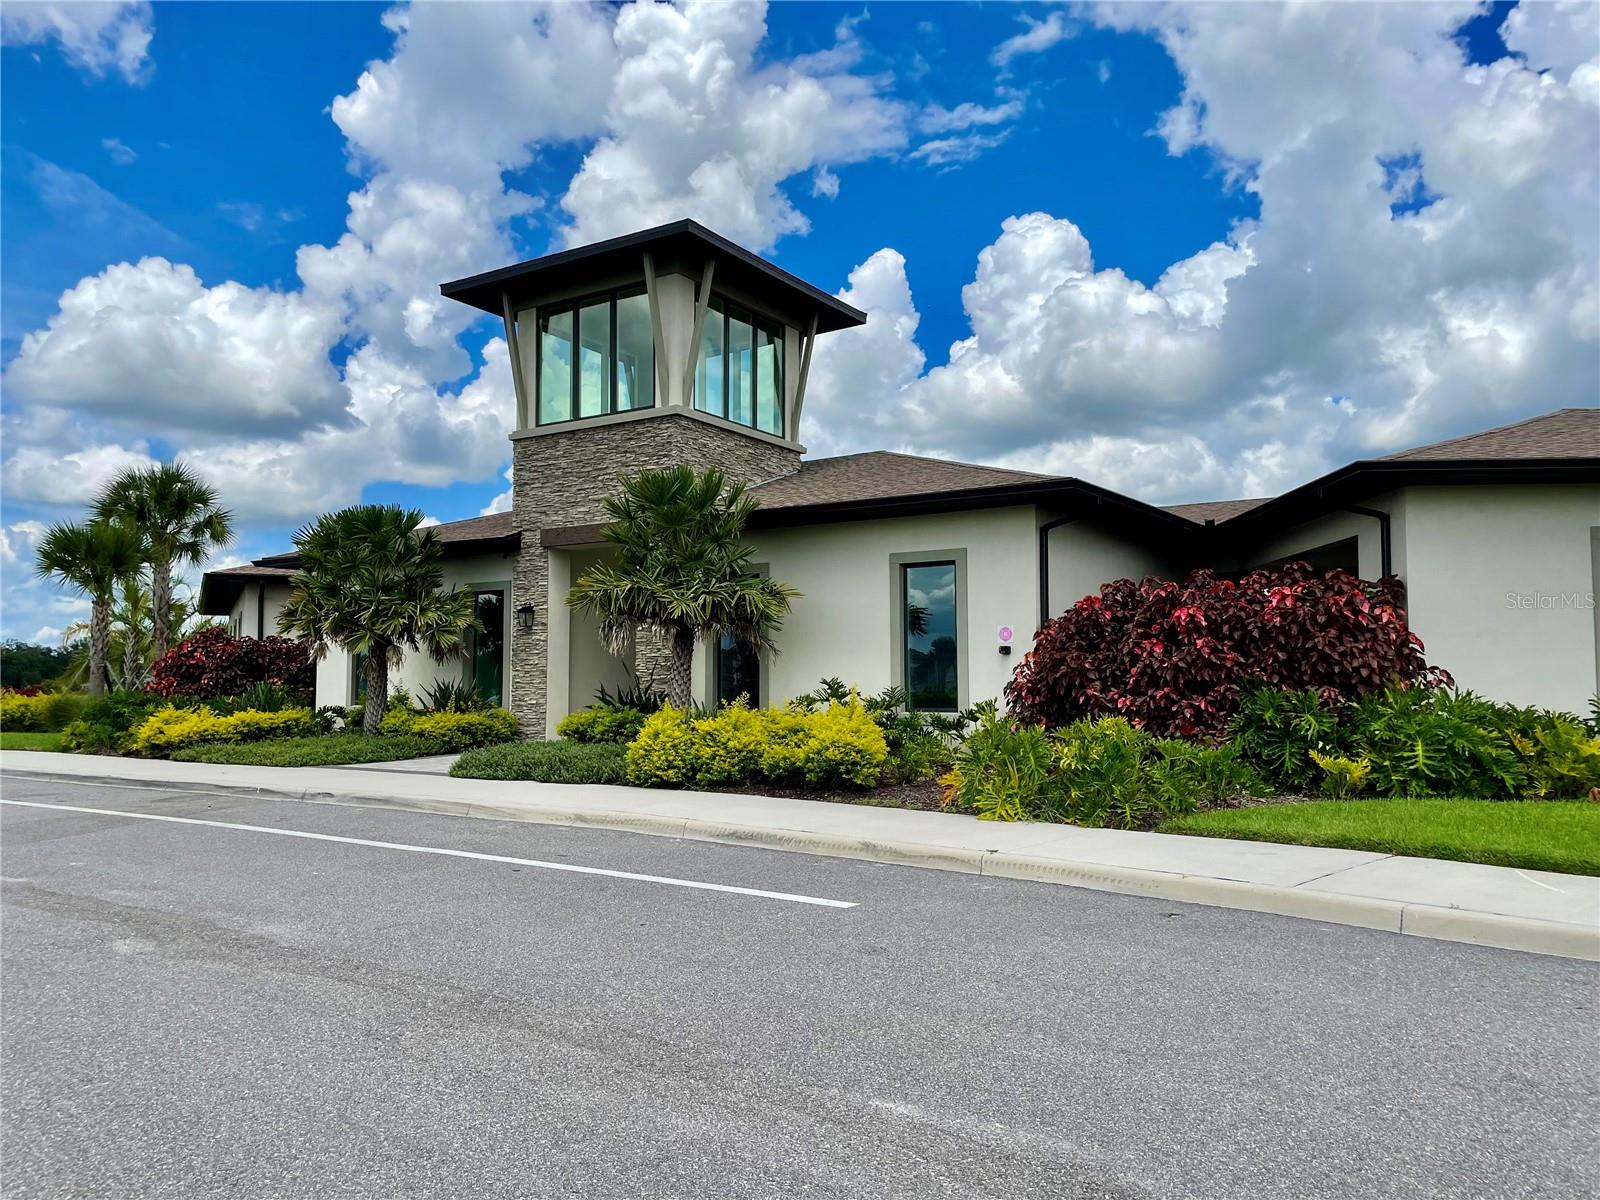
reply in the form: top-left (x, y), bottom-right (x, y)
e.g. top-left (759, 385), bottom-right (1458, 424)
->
top-left (363, 649), bottom-right (389, 735)
top-left (150, 557), bottom-right (173, 662)
top-left (88, 598), bottom-right (112, 698)
top-left (668, 627), bottom-right (695, 710)
top-left (121, 621), bottom-right (141, 690)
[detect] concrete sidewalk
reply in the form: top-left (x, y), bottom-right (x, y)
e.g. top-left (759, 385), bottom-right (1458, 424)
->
top-left (4, 750), bottom-right (1597, 960)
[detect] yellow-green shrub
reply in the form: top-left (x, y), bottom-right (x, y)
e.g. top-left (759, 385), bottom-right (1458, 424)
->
top-left (1310, 749), bottom-right (1371, 800)
top-left (1, 691), bottom-right (88, 732)
top-left (132, 705), bottom-right (314, 755)
top-left (378, 707), bottom-right (518, 751)
top-left (625, 699), bottom-right (887, 790)
top-left (625, 705), bottom-right (698, 786)
top-left (797, 700), bottom-right (888, 787)
top-left (1, 692), bottom-right (44, 731)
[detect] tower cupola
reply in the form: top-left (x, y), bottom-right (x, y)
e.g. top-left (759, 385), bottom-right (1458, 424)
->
top-left (440, 219), bottom-right (866, 450)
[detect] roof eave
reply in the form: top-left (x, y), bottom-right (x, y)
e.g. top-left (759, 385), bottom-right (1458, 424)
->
top-left (438, 219), bottom-right (868, 331)
top-left (746, 477), bottom-right (1200, 536)
top-left (1216, 457), bottom-right (1600, 536)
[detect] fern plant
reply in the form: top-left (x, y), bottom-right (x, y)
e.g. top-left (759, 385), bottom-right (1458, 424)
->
top-left (1230, 685), bottom-right (1346, 792)
top-left (1506, 717), bottom-right (1600, 799)
top-left (1347, 687), bottom-right (1521, 798)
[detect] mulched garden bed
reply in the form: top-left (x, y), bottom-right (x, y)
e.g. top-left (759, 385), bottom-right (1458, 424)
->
top-left (709, 779), bottom-right (945, 811)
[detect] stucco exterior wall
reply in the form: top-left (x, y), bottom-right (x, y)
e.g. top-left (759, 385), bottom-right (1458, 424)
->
top-left (742, 507), bottom-right (1039, 709)
top-left (1044, 520), bottom-right (1175, 618)
top-left (1243, 494), bottom-right (1404, 580)
top-left (306, 551), bottom-right (515, 709)
top-left (1396, 484), bottom-right (1598, 713)
top-left (561, 546), bottom-right (636, 717)
top-left (227, 582), bottom-right (290, 640)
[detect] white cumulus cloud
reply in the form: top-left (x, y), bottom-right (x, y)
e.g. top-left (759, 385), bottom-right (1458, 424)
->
top-left (811, 1), bottom-right (1599, 502)
top-left (2, 1), bottom-right (152, 82)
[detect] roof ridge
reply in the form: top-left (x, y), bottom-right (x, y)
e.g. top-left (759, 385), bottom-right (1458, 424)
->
top-left (1384, 406), bottom-right (1595, 460)
top-left (873, 449), bottom-right (1062, 481)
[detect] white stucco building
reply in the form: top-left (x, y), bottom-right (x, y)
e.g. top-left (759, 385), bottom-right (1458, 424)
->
top-left (201, 222), bottom-right (1600, 728)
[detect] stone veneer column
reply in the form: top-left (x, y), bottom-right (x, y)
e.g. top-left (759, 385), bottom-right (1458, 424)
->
top-left (509, 412), bottom-right (800, 738)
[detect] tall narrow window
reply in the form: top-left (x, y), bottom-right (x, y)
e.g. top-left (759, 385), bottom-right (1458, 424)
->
top-left (714, 633), bottom-right (761, 707)
top-left (577, 299), bottom-right (611, 418)
top-left (535, 289), bottom-right (657, 425)
top-left (615, 289), bottom-right (654, 412)
top-left (695, 298), bottom-right (726, 416)
top-left (755, 323), bottom-right (782, 435)
top-left (726, 304), bottom-right (754, 427)
top-left (470, 590), bottom-right (505, 707)
top-left (902, 561), bottom-right (958, 711)
top-left (693, 292), bottom-right (785, 435)
top-left (538, 310), bottom-right (573, 424)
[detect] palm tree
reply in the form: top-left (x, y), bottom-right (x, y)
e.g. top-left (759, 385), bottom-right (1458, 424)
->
top-left (34, 521), bottom-right (145, 697)
top-left (276, 505), bottom-right (476, 734)
top-left (60, 577), bottom-right (198, 690)
top-left (568, 466), bottom-right (799, 709)
top-left (92, 462), bottom-right (234, 662)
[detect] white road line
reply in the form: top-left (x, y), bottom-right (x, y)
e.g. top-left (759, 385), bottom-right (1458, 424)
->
top-left (0, 798), bottom-right (858, 909)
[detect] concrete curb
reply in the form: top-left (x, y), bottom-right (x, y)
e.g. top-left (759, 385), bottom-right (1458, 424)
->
top-left (4, 764), bottom-right (1596, 961)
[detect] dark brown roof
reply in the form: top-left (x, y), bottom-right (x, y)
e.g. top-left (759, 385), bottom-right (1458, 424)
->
top-left (1162, 497), bottom-right (1270, 524)
top-left (1382, 407), bottom-right (1599, 462)
top-left (748, 451), bottom-right (1058, 510)
top-left (430, 510), bottom-right (515, 543)
top-left (253, 509), bottom-right (519, 567)
top-left (195, 565), bottom-right (299, 615)
top-left (204, 564), bottom-right (300, 580)
top-left (440, 219), bottom-right (868, 334)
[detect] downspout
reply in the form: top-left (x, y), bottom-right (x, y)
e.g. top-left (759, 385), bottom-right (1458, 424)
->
top-left (256, 583), bottom-right (265, 639)
top-left (1037, 515), bottom-right (1081, 630)
top-left (1340, 505), bottom-right (1393, 577)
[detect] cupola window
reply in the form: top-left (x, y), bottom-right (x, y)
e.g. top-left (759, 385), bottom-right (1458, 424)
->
top-left (536, 287), bottom-right (655, 426)
top-left (694, 295), bottom-right (784, 437)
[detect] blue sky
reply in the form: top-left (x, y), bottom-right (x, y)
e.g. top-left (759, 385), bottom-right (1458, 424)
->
top-left (3, 3), bottom-right (1254, 386)
top-left (1, 1), bottom-right (1594, 642)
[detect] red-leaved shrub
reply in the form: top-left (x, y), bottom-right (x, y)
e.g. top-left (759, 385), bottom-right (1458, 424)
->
top-left (1006, 563), bottom-right (1450, 739)
top-left (146, 627), bottom-right (314, 700)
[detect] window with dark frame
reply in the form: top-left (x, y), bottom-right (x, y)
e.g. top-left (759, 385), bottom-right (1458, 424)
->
top-left (468, 590), bottom-right (505, 706)
top-left (901, 560), bottom-right (959, 712)
top-left (535, 287), bottom-right (655, 426)
top-left (714, 633), bottom-right (761, 708)
top-left (694, 294), bottom-right (784, 437)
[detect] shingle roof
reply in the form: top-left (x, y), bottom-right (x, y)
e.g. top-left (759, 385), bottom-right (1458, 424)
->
top-left (1381, 408), bottom-right (1599, 462)
top-left (748, 450), bottom-right (1058, 510)
top-left (253, 509), bottom-right (518, 566)
top-left (1161, 497), bottom-right (1270, 524)
top-left (430, 510), bottom-right (516, 543)
top-left (204, 565), bottom-right (300, 580)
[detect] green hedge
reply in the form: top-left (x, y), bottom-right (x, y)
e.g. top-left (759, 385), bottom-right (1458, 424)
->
top-left (450, 740), bottom-right (628, 784)
top-left (173, 734), bottom-right (438, 767)
top-left (555, 706), bottom-right (648, 744)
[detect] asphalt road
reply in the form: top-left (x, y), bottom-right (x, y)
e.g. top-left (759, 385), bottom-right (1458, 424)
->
top-left (2, 774), bottom-right (1596, 1200)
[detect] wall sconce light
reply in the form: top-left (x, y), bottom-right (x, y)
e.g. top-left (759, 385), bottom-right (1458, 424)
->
top-left (515, 604), bottom-right (537, 633)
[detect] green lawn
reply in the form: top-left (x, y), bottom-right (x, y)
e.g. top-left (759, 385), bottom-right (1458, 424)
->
top-left (1160, 799), bottom-right (1600, 876)
top-left (0, 731), bottom-right (63, 752)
